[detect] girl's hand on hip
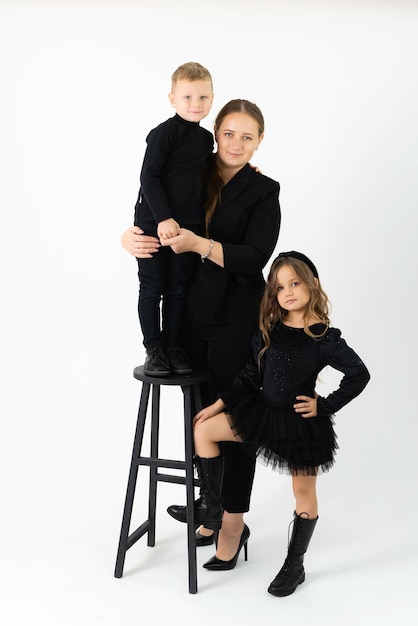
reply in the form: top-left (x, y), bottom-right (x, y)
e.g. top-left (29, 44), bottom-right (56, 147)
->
top-left (294, 394), bottom-right (318, 418)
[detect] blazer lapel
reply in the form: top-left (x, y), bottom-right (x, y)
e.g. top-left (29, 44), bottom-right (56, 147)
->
top-left (218, 163), bottom-right (254, 207)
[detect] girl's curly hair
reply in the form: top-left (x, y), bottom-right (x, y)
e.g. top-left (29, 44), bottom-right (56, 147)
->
top-left (258, 255), bottom-right (330, 362)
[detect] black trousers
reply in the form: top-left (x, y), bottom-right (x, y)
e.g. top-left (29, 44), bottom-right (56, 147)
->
top-left (185, 317), bottom-right (257, 514)
top-left (137, 246), bottom-right (195, 349)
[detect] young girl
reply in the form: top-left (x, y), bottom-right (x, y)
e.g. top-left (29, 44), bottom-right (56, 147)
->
top-left (168, 251), bottom-right (370, 596)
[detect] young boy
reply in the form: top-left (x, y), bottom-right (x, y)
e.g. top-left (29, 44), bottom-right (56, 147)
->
top-left (134, 62), bottom-right (214, 376)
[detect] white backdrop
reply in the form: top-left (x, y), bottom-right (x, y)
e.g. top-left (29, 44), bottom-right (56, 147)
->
top-left (1, 1), bottom-right (417, 624)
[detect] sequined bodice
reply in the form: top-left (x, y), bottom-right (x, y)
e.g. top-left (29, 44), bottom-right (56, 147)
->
top-left (221, 323), bottom-right (370, 416)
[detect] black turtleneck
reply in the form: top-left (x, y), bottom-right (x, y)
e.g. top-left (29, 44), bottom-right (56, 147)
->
top-left (134, 113), bottom-right (214, 230)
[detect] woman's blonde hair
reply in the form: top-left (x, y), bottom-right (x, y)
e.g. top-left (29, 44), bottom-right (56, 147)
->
top-left (204, 99), bottom-right (265, 234)
top-left (258, 255), bottom-right (330, 361)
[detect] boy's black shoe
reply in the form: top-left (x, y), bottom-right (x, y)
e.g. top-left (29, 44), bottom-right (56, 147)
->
top-left (144, 347), bottom-right (171, 376)
top-left (167, 347), bottom-right (193, 375)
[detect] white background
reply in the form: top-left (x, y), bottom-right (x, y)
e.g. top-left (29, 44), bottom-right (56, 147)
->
top-left (0, 1), bottom-right (417, 624)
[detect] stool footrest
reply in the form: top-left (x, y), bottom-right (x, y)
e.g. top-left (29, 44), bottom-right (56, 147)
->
top-left (137, 456), bottom-right (189, 470)
top-left (127, 520), bottom-right (151, 549)
top-left (156, 472), bottom-right (200, 487)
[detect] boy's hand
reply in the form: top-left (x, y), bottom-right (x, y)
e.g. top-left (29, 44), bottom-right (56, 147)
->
top-left (158, 218), bottom-right (180, 240)
top-left (294, 394), bottom-right (318, 418)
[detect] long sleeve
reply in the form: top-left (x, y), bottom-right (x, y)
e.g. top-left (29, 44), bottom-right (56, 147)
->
top-left (220, 170), bottom-right (281, 279)
top-left (135, 115), bottom-right (213, 227)
top-left (316, 328), bottom-right (370, 416)
top-left (220, 331), bottom-right (264, 404)
top-left (139, 124), bottom-right (177, 224)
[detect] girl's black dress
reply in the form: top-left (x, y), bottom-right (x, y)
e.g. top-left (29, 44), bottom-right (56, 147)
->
top-left (220, 323), bottom-right (370, 475)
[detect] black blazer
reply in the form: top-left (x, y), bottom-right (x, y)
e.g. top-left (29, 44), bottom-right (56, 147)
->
top-left (188, 163), bottom-right (281, 325)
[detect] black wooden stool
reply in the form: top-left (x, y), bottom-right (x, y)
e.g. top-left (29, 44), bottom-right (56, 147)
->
top-left (114, 365), bottom-right (209, 594)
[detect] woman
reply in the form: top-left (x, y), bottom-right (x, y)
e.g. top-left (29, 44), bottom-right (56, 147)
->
top-left (121, 99), bottom-right (281, 569)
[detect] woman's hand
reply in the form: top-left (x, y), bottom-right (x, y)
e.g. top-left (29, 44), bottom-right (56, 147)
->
top-left (294, 394), bottom-right (318, 418)
top-left (121, 226), bottom-right (160, 258)
top-left (160, 228), bottom-right (198, 254)
top-left (194, 399), bottom-right (226, 425)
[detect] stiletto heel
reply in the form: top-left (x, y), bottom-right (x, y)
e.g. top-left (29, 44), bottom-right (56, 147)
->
top-left (203, 524), bottom-right (250, 571)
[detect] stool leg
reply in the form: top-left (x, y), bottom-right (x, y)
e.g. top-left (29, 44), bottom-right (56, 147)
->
top-left (114, 382), bottom-right (151, 578)
top-left (147, 384), bottom-right (160, 547)
top-left (183, 384), bottom-right (198, 594)
top-left (192, 382), bottom-right (203, 415)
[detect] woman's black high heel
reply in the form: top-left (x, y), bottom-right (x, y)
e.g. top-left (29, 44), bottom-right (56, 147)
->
top-left (196, 527), bottom-right (217, 547)
top-left (203, 524), bottom-right (250, 571)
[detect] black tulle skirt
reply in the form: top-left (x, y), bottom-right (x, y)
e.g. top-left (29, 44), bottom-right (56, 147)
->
top-left (225, 390), bottom-right (338, 476)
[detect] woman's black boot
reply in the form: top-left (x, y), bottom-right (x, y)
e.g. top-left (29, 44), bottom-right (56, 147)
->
top-left (268, 512), bottom-right (318, 597)
top-left (167, 455), bottom-right (224, 531)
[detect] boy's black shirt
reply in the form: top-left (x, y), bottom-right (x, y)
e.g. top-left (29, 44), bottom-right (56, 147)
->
top-left (134, 113), bottom-right (214, 231)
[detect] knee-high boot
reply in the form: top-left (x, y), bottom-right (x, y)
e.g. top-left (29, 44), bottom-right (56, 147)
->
top-left (268, 512), bottom-right (318, 597)
top-left (167, 455), bottom-right (224, 530)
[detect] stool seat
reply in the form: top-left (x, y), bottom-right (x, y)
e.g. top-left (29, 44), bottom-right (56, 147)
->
top-left (114, 363), bottom-right (209, 594)
top-left (133, 365), bottom-right (210, 386)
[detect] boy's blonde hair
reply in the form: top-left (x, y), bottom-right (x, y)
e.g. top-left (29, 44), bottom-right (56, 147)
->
top-left (171, 62), bottom-right (213, 90)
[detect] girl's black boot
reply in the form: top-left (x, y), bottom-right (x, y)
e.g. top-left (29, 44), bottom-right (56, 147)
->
top-left (167, 455), bottom-right (224, 531)
top-left (268, 512), bottom-right (318, 597)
